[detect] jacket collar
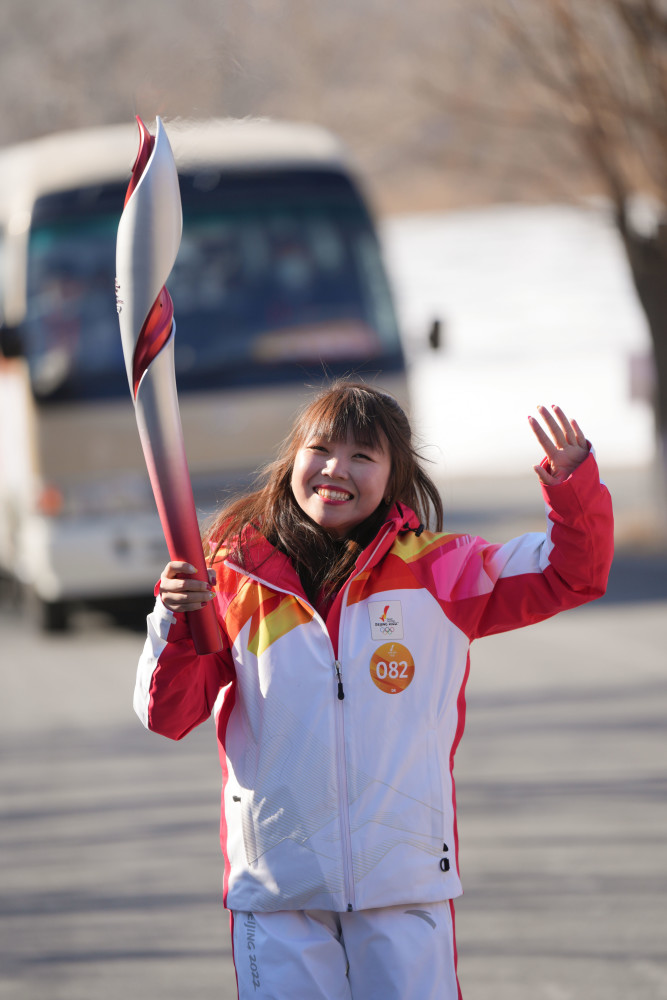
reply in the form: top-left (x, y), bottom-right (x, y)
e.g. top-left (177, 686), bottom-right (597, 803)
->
top-left (221, 502), bottom-right (422, 596)
top-left (353, 502), bottom-right (421, 576)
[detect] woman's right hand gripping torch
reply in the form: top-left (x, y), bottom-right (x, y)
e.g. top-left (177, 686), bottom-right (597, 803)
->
top-left (115, 116), bottom-right (222, 654)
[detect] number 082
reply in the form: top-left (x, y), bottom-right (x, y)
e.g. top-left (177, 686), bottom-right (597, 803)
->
top-left (374, 660), bottom-right (410, 680)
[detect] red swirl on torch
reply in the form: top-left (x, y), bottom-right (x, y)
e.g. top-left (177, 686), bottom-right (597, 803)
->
top-left (116, 116), bottom-right (222, 654)
top-left (132, 286), bottom-right (174, 399)
top-left (124, 117), bottom-right (154, 208)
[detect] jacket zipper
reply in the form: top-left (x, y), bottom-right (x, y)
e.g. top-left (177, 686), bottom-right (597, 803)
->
top-left (331, 523), bottom-right (393, 911)
top-left (335, 660), bottom-right (344, 700)
top-left (333, 579), bottom-right (357, 909)
top-left (333, 657), bottom-right (356, 910)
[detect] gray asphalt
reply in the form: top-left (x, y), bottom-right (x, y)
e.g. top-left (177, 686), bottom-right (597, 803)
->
top-left (2, 471), bottom-right (666, 1000)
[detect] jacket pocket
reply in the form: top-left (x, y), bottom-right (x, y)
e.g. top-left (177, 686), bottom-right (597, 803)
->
top-left (426, 729), bottom-right (445, 839)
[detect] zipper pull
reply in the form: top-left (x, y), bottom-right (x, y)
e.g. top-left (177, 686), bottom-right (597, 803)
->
top-left (334, 660), bottom-right (345, 700)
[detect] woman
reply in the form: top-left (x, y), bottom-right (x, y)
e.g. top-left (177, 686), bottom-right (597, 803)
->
top-left (135, 380), bottom-right (614, 999)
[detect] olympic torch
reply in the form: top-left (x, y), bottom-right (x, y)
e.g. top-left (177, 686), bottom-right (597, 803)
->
top-left (115, 116), bottom-right (222, 654)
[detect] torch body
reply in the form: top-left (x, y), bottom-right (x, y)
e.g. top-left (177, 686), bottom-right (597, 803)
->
top-left (116, 117), bottom-right (222, 654)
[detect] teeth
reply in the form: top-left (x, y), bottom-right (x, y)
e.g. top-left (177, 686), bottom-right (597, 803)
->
top-left (316, 488), bottom-right (352, 501)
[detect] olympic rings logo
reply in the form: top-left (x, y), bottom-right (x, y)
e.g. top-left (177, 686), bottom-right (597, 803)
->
top-left (379, 624), bottom-right (395, 634)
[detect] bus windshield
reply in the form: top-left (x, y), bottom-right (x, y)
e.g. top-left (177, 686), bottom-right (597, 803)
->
top-left (24, 170), bottom-right (403, 402)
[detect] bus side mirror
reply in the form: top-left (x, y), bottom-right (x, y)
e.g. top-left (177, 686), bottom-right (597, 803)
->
top-left (428, 318), bottom-right (444, 351)
top-left (0, 322), bottom-right (24, 358)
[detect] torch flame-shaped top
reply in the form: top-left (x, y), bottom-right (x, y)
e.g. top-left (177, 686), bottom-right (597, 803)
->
top-left (116, 116), bottom-right (182, 399)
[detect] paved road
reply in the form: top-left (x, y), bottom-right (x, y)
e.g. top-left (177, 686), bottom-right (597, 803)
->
top-left (2, 539), bottom-right (666, 999)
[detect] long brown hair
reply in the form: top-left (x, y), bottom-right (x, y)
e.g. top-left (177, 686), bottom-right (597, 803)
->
top-left (206, 380), bottom-right (443, 603)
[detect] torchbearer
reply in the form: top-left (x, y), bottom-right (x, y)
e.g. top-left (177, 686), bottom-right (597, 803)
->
top-left (116, 116), bottom-right (222, 654)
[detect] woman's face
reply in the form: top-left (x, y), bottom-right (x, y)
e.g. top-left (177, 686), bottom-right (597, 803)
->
top-left (290, 430), bottom-right (392, 538)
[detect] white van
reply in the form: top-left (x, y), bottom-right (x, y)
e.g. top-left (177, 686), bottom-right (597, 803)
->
top-left (0, 119), bottom-right (408, 628)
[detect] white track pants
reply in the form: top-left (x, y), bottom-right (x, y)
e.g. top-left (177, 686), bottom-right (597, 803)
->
top-left (231, 901), bottom-right (462, 1000)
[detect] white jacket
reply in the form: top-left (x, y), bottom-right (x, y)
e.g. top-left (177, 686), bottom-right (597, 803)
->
top-left (135, 453), bottom-right (613, 913)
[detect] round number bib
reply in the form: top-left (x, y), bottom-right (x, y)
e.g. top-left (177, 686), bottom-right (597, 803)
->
top-left (369, 642), bottom-right (415, 694)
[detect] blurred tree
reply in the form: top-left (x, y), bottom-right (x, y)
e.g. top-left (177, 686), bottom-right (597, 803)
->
top-left (493, 0), bottom-right (667, 481)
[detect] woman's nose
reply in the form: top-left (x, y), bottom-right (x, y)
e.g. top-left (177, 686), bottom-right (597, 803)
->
top-left (324, 454), bottom-right (348, 478)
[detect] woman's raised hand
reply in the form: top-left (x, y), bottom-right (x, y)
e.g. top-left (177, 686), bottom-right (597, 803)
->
top-left (528, 405), bottom-right (589, 485)
top-left (159, 560), bottom-right (216, 613)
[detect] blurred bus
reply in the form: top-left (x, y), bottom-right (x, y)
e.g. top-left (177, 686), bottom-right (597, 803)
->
top-left (0, 118), bottom-right (407, 629)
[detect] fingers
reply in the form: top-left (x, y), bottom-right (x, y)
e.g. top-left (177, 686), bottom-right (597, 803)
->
top-left (535, 404), bottom-right (576, 447)
top-left (529, 405), bottom-right (586, 451)
top-left (528, 404), bottom-right (590, 484)
top-left (539, 405), bottom-right (569, 447)
top-left (162, 560), bottom-right (197, 579)
top-left (532, 463), bottom-right (554, 486)
top-left (546, 404), bottom-right (587, 448)
top-left (528, 412), bottom-right (558, 461)
top-left (160, 560), bottom-right (215, 612)
top-left (569, 416), bottom-right (587, 448)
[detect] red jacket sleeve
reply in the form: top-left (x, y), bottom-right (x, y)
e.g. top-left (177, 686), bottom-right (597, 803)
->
top-left (437, 451), bottom-right (614, 640)
top-left (134, 600), bottom-right (235, 741)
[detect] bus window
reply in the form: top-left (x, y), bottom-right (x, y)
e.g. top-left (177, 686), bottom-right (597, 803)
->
top-left (22, 169), bottom-right (403, 403)
top-left (25, 215), bottom-right (124, 397)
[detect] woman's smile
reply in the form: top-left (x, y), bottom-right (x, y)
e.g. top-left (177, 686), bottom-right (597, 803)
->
top-left (313, 485), bottom-right (354, 503)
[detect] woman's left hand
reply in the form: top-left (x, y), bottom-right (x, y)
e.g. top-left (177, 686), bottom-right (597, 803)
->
top-left (528, 404), bottom-right (589, 485)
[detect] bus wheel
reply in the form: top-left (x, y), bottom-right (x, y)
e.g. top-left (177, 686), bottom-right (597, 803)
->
top-left (28, 593), bottom-right (70, 632)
